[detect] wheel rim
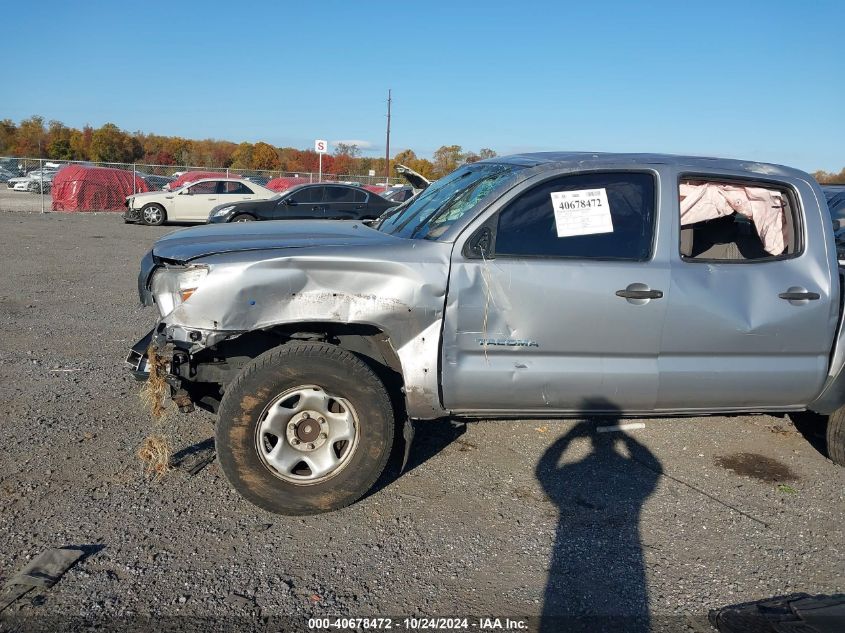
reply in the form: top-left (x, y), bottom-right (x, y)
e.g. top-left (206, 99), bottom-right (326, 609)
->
top-left (254, 385), bottom-right (359, 484)
top-left (233, 215), bottom-right (254, 222)
top-left (143, 207), bottom-right (162, 224)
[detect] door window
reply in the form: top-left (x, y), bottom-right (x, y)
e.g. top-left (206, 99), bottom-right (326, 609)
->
top-left (352, 189), bottom-right (368, 203)
top-left (325, 186), bottom-right (355, 203)
top-left (187, 181), bottom-right (218, 195)
top-left (495, 172), bottom-right (656, 260)
top-left (288, 187), bottom-right (323, 204)
top-left (221, 182), bottom-right (254, 194)
top-left (679, 179), bottom-right (800, 261)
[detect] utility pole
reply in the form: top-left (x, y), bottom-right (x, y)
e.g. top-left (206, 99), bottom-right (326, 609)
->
top-left (385, 89), bottom-right (391, 186)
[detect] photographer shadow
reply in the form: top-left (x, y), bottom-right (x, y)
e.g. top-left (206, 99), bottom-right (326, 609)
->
top-left (535, 399), bottom-right (662, 632)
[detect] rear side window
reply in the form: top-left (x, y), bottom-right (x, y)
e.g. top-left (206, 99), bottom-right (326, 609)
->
top-left (495, 172), bottom-right (656, 260)
top-left (325, 186), bottom-right (355, 203)
top-left (222, 182), bottom-right (254, 194)
top-left (352, 189), bottom-right (368, 203)
top-left (289, 187), bottom-right (323, 204)
top-left (679, 179), bottom-right (799, 262)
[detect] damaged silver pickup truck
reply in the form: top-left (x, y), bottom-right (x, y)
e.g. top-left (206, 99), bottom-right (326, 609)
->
top-left (128, 152), bottom-right (845, 514)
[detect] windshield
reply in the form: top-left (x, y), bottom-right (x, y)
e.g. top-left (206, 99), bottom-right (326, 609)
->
top-left (376, 162), bottom-right (522, 239)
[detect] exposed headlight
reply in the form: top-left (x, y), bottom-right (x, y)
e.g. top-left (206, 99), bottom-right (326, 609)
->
top-left (212, 205), bottom-right (236, 217)
top-left (149, 265), bottom-right (208, 317)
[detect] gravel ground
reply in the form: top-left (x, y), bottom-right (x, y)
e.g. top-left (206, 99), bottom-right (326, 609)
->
top-left (0, 188), bottom-right (51, 214)
top-left (0, 209), bottom-right (843, 632)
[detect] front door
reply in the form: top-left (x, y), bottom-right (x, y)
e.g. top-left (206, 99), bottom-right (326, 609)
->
top-left (442, 170), bottom-right (669, 414)
top-left (274, 186), bottom-right (326, 219)
top-left (173, 180), bottom-right (222, 221)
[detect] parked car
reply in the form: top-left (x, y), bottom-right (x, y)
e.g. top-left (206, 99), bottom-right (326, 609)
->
top-left (243, 175), bottom-right (270, 187)
top-left (206, 182), bottom-right (398, 223)
top-left (124, 178), bottom-right (276, 225)
top-left (383, 185), bottom-right (416, 203)
top-left (823, 186), bottom-right (845, 220)
top-left (128, 152), bottom-right (845, 515)
top-left (0, 167), bottom-right (18, 183)
top-left (137, 173), bottom-right (176, 191)
top-left (395, 163), bottom-right (431, 193)
top-left (7, 168), bottom-right (58, 191)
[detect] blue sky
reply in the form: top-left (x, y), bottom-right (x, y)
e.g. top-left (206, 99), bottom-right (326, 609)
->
top-left (2, 0), bottom-right (843, 171)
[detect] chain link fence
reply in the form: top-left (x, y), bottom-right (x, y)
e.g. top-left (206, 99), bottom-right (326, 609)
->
top-left (0, 156), bottom-right (402, 213)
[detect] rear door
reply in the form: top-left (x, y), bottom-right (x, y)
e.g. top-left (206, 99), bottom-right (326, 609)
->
top-left (442, 169), bottom-right (670, 413)
top-left (657, 174), bottom-right (838, 410)
top-left (220, 181), bottom-right (259, 202)
top-left (323, 186), bottom-right (358, 218)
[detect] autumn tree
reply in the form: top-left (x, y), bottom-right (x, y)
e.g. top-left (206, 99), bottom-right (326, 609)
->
top-left (251, 142), bottom-right (280, 170)
top-left (479, 148), bottom-right (497, 159)
top-left (0, 119), bottom-right (17, 154)
top-left (15, 116), bottom-right (48, 157)
top-left (393, 148), bottom-right (417, 166)
top-left (230, 142), bottom-right (254, 169)
top-left (332, 143), bottom-right (360, 175)
top-left (432, 144), bottom-right (464, 177)
top-left (47, 121), bottom-right (74, 160)
top-left (69, 125), bottom-right (93, 160)
top-left (90, 123), bottom-right (142, 163)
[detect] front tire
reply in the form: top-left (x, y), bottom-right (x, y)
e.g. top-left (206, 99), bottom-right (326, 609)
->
top-left (141, 203), bottom-right (166, 226)
top-left (216, 342), bottom-right (395, 514)
top-left (827, 408), bottom-right (845, 466)
top-left (230, 213), bottom-right (256, 223)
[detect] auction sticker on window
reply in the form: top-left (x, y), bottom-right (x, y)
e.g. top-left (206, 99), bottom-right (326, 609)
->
top-left (551, 188), bottom-right (613, 237)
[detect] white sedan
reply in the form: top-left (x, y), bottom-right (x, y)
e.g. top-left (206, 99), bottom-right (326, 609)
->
top-left (124, 178), bottom-right (276, 225)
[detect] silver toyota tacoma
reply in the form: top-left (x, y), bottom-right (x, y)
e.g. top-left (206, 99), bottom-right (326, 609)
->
top-left (128, 153), bottom-right (845, 514)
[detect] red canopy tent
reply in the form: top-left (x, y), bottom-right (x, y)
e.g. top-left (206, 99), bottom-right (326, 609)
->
top-left (168, 171), bottom-right (239, 190)
top-left (51, 165), bottom-right (150, 212)
top-left (266, 177), bottom-right (312, 192)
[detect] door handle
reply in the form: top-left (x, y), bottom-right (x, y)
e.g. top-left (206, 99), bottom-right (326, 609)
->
top-left (779, 291), bottom-right (819, 301)
top-left (207, 197), bottom-right (217, 200)
top-left (616, 289), bottom-right (663, 299)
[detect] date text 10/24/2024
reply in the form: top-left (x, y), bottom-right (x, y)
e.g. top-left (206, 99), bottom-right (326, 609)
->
top-left (307, 617), bottom-right (528, 631)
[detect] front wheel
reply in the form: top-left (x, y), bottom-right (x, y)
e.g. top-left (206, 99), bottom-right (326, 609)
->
top-left (230, 213), bottom-right (256, 223)
top-left (141, 203), bottom-right (167, 226)
top-left (216, 342), bottom-right (395, 514)
top-left (827, 408), bottom-right (845, 466)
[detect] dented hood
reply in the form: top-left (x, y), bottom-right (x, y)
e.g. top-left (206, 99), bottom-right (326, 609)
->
top-left (152, 220), bottom-right (399, 262)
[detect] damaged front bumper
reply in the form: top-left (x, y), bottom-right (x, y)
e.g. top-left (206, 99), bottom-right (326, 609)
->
top-left (126, 324), bottom-right (242, 414)
top-left (126, 329), bottom-right (154, 380)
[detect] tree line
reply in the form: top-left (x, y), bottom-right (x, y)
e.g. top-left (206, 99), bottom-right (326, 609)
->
top-left (0, 116), bottom-right (497, 180)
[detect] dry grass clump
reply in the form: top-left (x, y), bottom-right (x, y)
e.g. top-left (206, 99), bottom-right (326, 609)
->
top-left (137, 434), bottom-right (173, 479)
top-left (138, 344), bottom-right (174, 479)
top-left (140, 345), bottom-right (170, 420)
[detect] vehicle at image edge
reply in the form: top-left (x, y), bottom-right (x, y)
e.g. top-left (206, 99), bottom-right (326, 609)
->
top-left (206, 182), bottom-right (398, 223)
top-left (124, 177), bottom-right (276, 225)
top-left (128, 152), bottom-right (845, 515)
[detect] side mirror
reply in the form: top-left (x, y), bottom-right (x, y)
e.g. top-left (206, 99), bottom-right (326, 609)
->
top-left (181, 189), bottom-right (192, 195)
top-left (284, 198), bottom-right (296, 205)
